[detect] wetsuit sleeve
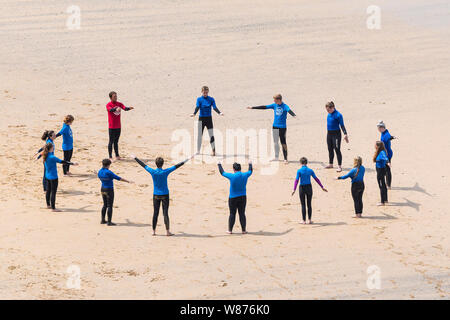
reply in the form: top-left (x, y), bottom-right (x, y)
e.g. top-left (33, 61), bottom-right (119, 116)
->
top-left (193, 106), bottom-right (200, 115)
top-left (251, 106), bottom-right (268, 109)
top-left (218, 163), bottom-right (224, 175)
top-left (339, 168), bottom-right (355, 180)
top-left (293, 171), bottom-right (300, 192)
top-left (134, 157), bottom-right (147, 169)
top-left (124, 107), bottom-right (131, 111)
top-left (338, 114), bottom-right (347, 135)
top-left (313, 177), bottom-right (324, 188)
top-left (174, 158), bottom-right (190, 169)
top-left (288, 110), bottom-right (296, 117)
top-left (165, 165), bottom-right (177, 174)
top-left (107, 103), bottom-right (117, 113)
top-left (245, 163), bottom-right (253, 177)
top-left (213, 106), bottom-right (222, 114)
top-left (110, 171), bottom-right (122, 181)
top-left (56, 133), bottom-right (61, 138)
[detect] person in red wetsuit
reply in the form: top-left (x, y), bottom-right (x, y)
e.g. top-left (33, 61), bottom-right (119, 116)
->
top-left (106, 91), bottom-right (134, 160)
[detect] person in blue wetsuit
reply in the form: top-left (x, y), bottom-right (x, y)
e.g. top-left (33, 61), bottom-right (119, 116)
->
top-left (337, 156), bottom-right (365, 217)
top-left (97, 158), bottom-right (132, 226)
top-left (190, 86), bottom-right (224, 156)
top-left (325, 101), bottom-right (349, 172)
top-left (55, 115), bottom-right (74, 175)
top-left (373, 141), bottom-right (390, 206)
top-left (377, 120), bottom-right (395, 188)
top-left (42, 143), bottom-right (77, 211)
top-left (247, 94), bottom-right (296, 163)
top-left (292, 157), bottom-right (327, 224)
top-left (217, 160), bottom-right (253, 234)
top-left (133, 154), bottom-right (194, 236)
top-left (35, 130), bottom-right (57, 192)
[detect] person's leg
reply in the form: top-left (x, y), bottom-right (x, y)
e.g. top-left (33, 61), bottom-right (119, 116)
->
top-left (306, 185), bottom-right (313, 222)
top-left (101, 189), bottom-right (108, 223)
top-left (205, 117), bottom-right (215, 154)
top-left (196, 118), bottom-right (205, 153)
top-left (377, 168), bottom-right (387, 204)
top-left (108, 129), bottom-right (114, 158)
top-left (63, 149), bottom-right (72, 174)
top-left (272, 127), bottom-right (280, 159)
top-left (46, 179), bottom-right (52, 207)
top-left (299, 187), bottom-right (307, 222)
top-left (106, 189), bottom-right (115, 225)
top-left (43, 166), bottom-right (48, 192)
top-left (237, 196), bottom-right (247, 233)
top-left (351, 183), bottom-right (358, 214)
top-left (327, 132), bottom-right (334, 165)
top-left (152, 195), bottom-right (161, 233)
top-left (359, 182), bottom-right (365, 215)
top-left (161, 195), bottom-right (171, 235)
top-left (334, 131), bottom-right (342, 166)
top-left (50, 179), bottom-right (58, 210)
top-left (113, 128), bottom-right (121, 158)
top-left (279, 128), bottom-right (288, 161)
top-left (228, 197), bottom-right (238, 233)
top-left (386, 158), bottom-right (392, 188)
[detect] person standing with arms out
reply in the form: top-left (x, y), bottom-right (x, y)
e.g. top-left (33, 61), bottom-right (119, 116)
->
top-left (377, 120), bottom-right (395, 189)
top-left (106, 91), bottom-right (134, 161)
top-left (97, 159), bottom-right (132, 226)
top-left (217, 160), bottom-right (253, 234)
top-left (55, 115), bottom-right (74, 175)
top-left (42, 143), bottom-right (78, 211)
top-left (133, 154), bottom-right (194, 236)
top-left (336, 156), bottom-right (365, 218)
top-left (325, 101), bottom-right (349, 172)
top-left (247, 94), bottom-right (296, 163)
top-left (34, 130), bottom-right (57, 192)
top-left (292, 157), bottom-right (327, 224)
top-left (374, 141), bottom-right (390, 206)
top-left (190, 86), bottom-right (224, 156)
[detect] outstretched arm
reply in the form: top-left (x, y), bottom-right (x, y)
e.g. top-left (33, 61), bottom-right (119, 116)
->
top-left (213, 106), bottom-right (222, 115)
top-left (248, 105), bottom-right (267, 110)
top-left (218, 163), bottom-right (225, 175)
top-left (192, 106), bottom-right (200, 116)
top-left (175, 155), bottom-right (195, 169)
top-left (134, 157), bottom-right (147, 169)
top-left (288, 110), bottom-right (296, 117)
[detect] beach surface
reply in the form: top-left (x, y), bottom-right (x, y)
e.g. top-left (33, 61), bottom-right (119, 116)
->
top-left (0, 0), bottom-right (449, 299)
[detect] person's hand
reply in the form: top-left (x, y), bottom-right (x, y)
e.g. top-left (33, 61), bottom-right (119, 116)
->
top-left (129, 107), bottom-right (134, 110)
top-left (387, 162), bottom-right (392, 168)
top-left (246, 106), bottom-right (252, 109)
top-left (72, 162), bottom-right (79, 166)
top-left (128, 180), bottom-right (134, 184)
top-left (248, 159), bottom-right (252, 164)
top-left (189, 113), bottom-right (195, 117)
top-left (344, 135), bottom-right (349, 143)
top-left (217, 159), bottom-right (222, 165)
top-left (130, 154), bottom-right (136, 159)
top-left (335, 177), bottom-right (340, 180)
top-left (220, 112), bottom-right (225, 116)
top-left (322, 187), bottom-right (328, 192)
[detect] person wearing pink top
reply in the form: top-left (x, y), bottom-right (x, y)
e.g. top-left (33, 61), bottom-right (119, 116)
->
top-left (106, 91), bottom-right (134, 160)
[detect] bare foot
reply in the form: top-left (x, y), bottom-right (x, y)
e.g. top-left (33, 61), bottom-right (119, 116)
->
top-left (308, 220), bottom-right (313, 224)
top-left (336, 167), bottom-right (342, 172)
top-left (377, 202), bottom-right (385, 206)
top-left (284, 160), bottom-right (288, 164)
top-left (211, 151), bottom-right (216, 157)
top-left (325, 164), bottom-right (333, 169)
top-left (65, 172), bottom-right (73, 176)
top-left (226, 231), bottom-right (232, 234)
top-left (242, 231), bottom-right (248, 234)
top-left (270, 158), bottom-right (279, 162)
top-left (52, 208), bottom-right (61, 212)
top-left (152, 231), bottom-right (156, 236)
top-left (166, 231), bottom-right (174, 236)
top-left (301, 221), bottom-right (306, 225)
top-left (115, 156), bottom-right (122, 161)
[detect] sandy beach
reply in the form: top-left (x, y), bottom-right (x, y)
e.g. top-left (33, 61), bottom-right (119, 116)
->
top-left (0, 0), bottom-right (449, 299)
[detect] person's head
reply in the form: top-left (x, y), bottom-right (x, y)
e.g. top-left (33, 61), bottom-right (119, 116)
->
top-left (109, 91), bottom-right (117, 102)
top-left (41, 130), bottom-right (55, 141)
top-left (233, 162), bottom-right (241, 172)
top-left (42, 142), bottom-right (54, 162)
top-left (155, 157), bottom-right (164, 168)
top-left (201, 86), bottom-right (209, 97)
top-left (353, 156), bottom-right (362, 168)
top-left (377, 120), bottom-right (386, 133)
top-left (325, 101), bottom-right (335, 114)
top-left (102, 158), bottom-right (112, 169)
top-left (273, 94), bottom-right (282, 105)
top-left (64, 114), bottom-right (74, 125)
top-left (373, 141), bottom-right (386, 162)
top-left (300, 157), bottom-right (308, 165)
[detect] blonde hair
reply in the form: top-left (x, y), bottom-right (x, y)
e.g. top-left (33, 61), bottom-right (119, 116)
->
top-left (64, 114), bottom-right (74, 124)
top-left (353, 156), bottom-right (362, 177)
top-left (201, 86), bottom-right (209, 92)
top-left (326, 101), bottom-right (335, 109)
top-left (273, 94), bottom-right (282, 100)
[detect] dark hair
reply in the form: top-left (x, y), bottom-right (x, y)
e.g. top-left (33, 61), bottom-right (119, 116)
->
top-left (326, 101), bottom-right (335, 109)
top-left (109, 91), bottom-right (117, 99)
top-left (42, 143), bottom-right (53, 162)
top-left (41, 130), bottom-right (55, 141)
top-left (102, 159), bottom-right (112, 168)
top-left (373, 141), bottom-right (386, 162)
top-left (64, 115), bottom-right (74, 124)
top-left (155, 157), bottom-right (164, 168)
top-left (233, 163), bottom-right (241, 171)
top-left (300, 157), bottom-right (308, 165)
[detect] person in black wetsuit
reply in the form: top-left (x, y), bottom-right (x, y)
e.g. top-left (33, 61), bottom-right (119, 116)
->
top-left (325, 101), bottom-right (349, 172)
top-left (190, 86), bottom-right (224, 156)
top-left (133, 154), bottom-right (194, 236)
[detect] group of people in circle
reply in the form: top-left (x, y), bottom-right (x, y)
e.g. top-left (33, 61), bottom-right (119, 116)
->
top-left (35, 87), bottom-right (395, 235)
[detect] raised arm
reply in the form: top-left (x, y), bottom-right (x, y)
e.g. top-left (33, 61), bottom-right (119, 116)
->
top-left (134, 157), bottom-right (147, 169)
top-left (218, 163), bottom-right (225, 175)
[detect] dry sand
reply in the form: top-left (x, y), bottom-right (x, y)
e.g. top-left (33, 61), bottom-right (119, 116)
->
top-left (0, 0), bottom-right (449, 299)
